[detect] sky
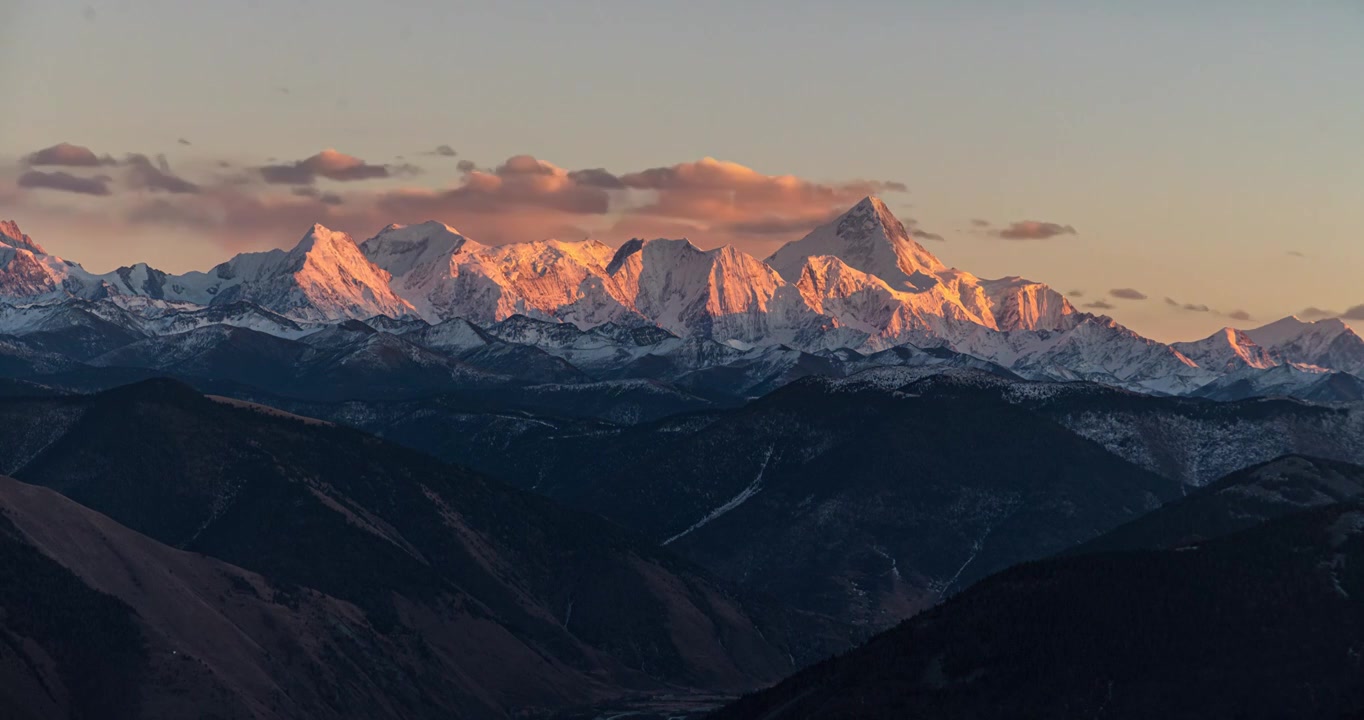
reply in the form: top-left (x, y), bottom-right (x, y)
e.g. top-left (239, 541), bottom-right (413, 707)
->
top-left (0, 0), bottom-right (1361, 342)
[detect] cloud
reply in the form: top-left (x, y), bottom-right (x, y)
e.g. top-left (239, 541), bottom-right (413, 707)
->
top-left (1109, 288), bottom-right (1148, 300)
top-left (912, 228), bottom-right (945, 242)
top-left (495, 155), bottom-right (562, 177)
top-left (17, 170), bottom-right (112, 196)
top-left (426, 145), bottom-right (457, 157)
top-left (125, 198), bottom-right (218, 227)
top-left (291, 187), bottom-right (344, 205)
top-left (1344, 305), bottom-right (1364, 321)
top-left (1300, 307), bottom-right (1338, 320)
top-left (1067, 289), bottom-right (1085, 297)
top-left (376, 155), bottom-right (610, 218)
top-left (1227, 310), bottom-right (1252, 321)
top-left (1286, 250), bottom-right (1305, 258)
top-left (587, 157), bottom-right (907, 253)
top-left (1084, 300), bottom-right (1116, 310)
top-left (178, 138), bottom-right (192, 146)
top-left (724, 210), bottom-right (843, 236)
top-left (25, 152), bottom-right (916, 258)
top-left (996, 220), bottom-right (1077, 240)
top-left (115, 153), bottom-right (612, 249)
top-left (970, 218), bottom-right (991, 228)
top-left (259, 149), bottom-right (393, 185)
top-left (25, 143), bottom-right (114, 168)
top-left (567, 168), bottom-right (627, 189)
top-left (1164, 297), bottom-right (1211, 312)
top-left (614, 158), bottom-right (903, 225)
top-left (124, 154), bottom-right (200, 194)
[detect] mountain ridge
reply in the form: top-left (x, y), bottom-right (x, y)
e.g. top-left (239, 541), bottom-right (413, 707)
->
top-left (0, 203), bottom-right (1359, 399)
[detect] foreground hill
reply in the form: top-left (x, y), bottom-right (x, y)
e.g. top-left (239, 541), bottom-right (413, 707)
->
top-left (0, 380), bottom-right (839, 718)
top-left (713, 456), bottom-right (1364, 719)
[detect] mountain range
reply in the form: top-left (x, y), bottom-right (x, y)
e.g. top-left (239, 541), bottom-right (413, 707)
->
top-left (3, 198), bottom-right (1362, 402)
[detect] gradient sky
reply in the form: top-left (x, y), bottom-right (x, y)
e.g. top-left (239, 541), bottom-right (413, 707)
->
top-left (1, 0), bottom-right (1361, 341)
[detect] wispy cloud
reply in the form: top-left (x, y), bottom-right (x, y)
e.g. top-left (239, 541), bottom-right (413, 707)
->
top-left (18, 170), bottom-right (112, 196)
top-left (1295, 305), bottom-right (1364, 321)
top-left (259, 149), bottom-right (394, 185)
top-left (1164, 297), bottom-right (1210, 312)
top-left (1164, 295), bottom-right (1253, 321)
top-left (995, 220), bottom-right (1077, 240)
top-left (11, 151), bottom-right (911, 256)
top-left (125, 154), bottom-right (200, 194)
top-left (1300, 307), bottom-right (1337, 320)
top-left (1110, 288), bottom-right (1148, 300)
top-left (1084, 299), bottom-right (1116, 310)
top-left (25, 142), bottom-right (116, 168)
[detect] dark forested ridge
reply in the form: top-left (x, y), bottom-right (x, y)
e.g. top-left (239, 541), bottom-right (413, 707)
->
top-left (713, 458), bottom-right (1364, 719)
top-left (0, 379), bottom-right (846, 718)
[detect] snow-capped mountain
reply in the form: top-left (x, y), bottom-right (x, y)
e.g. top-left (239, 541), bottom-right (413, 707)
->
top-left (948, 315), bottom-right (1214, 395)
top-left (110, 225), bottom-right (415, 321)
top-left (0, 221), bottom-right (413, 322)
top-left (362, 222), bottom-right (642, 328)
top-left (770, 197), bottom-right (1077, 339)
top-left (1192, 361), bottom-right (1364, 403)
top-left (0, 221), bottom-right (107, 302)
top-left (1244, 315), bottom-right (1364, 375)
top-left (767, 197), bottom-right (950, 292)
top-left (1172, 327), bottom-right (1279, 372)
top-left (0, 200), bottom-right (1358, 401)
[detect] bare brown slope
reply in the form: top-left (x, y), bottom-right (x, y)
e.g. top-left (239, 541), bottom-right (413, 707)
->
top-left (0, 474), bottom-right (595, 718)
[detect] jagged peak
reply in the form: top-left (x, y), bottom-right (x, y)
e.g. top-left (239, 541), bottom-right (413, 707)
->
top-left (606, 237), bottom-right (707, 274)
top-left (299, 223), bottom-right (355, 247)
top-left (606, 238), bottom-right (646, 274)
top-left (376, 220), bottom-right (464, 237)
top-left (765, 196), bottom-right (946, 289)
top-left (0, 220), bottom-right (47, 255)
top-left (1246, 314), bottom-right (1353, 348)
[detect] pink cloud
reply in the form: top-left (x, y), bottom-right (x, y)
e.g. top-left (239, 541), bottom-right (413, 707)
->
top-left (12, 152), bottom-right (909, 259)
top-left (259, 149), bottom-right (395, 185)
top-left (124, 154), bottom-right (200, 194)
top-left (996, 220), bottom-right (1077, 240)
top-left (25, 143), bottom-right (115, 168)
top-left (18, 170), bottom-right (113, 196)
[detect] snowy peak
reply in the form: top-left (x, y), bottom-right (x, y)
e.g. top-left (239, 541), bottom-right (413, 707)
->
top-left (1244, 315), bottom-right (1364, 374)
top-left (0, 221), bottom-right (46, 255)
top-left (1172, 327), bottom-right (1278, 372)
top-left (270, 225), bottom-right (413, 321)
top-left (150, 224), bottom-right (417, 321)
top-left (607, 237), bottom-right (792, 341)
top-left (294, 224), bottom-right (358, 253)
top-left (1246, 315), bottom-right (1350, 349)
top-left (766, 196), bottom-right (946, 291)
top-left (361, 221), bottom-right (481, 278)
